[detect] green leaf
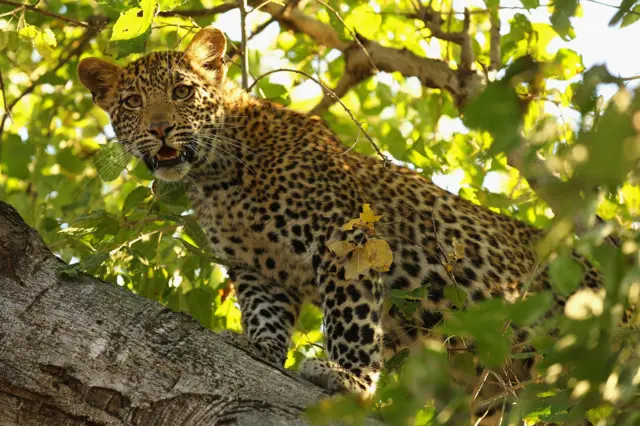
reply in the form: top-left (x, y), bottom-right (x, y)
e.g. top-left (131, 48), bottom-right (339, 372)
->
top-left (41, 28), bottom-right (56, 47)
top-left (110, 0), bottom-right (157, 42)
top-left (182, 216), bottom-right (210, 249)
top-left (438, 299), bottom-right (512, 367)
top-left (571, 65), bottom-right (615, 114)
top-left (548, 254), bottom-right (584, 296)
top-left (110, 29), bottom-right (151, 59)
top-left (94, 144), bottom-right (128, 182)
top-left (67, 251), bottom-right (110, 274)
top-left (520, 0), bottom-right (540, 9)
top-left (1, 135), bottom-right (35, 179)
top-left (575, 89), bottom-right (640, 189)
top-left (99, 0), bottom-right (139, 10)
top-left (154, 181), bottom-right (188, 208)
top-left (609, 0), bottom-right (638, 26)
top-left (184, 287), bottom-right (217, 329)
top-left (18, 24), bottom-right (39, 40)
top-left (122, 186), bottom-right (152, 215)
top-left (385, 348), bottom-right (410, 373)
top-left (131, 160), bottom-right (154, 180)
top-left (508, 291), bottom-right (554, 326)
top-left (463, 81), bottom-right (522, 155)
top-left (157, 0), bottom-right (186, 12)
top-left (344, 4), bottom-right (382, 40)
top-left (550, 0), bottom-right (578, 40)
top-left (0, 30), bottom-right (20, 52)
top-left (475, 329), bottom-right (512, 368)
top-left (57, 148), bottom-right (85, 174)
top-left (258, 81), bottom-right (288, 101)
top-left (550, 48), bottom-right (584, 80)
top-left (620, 5), bottom-right (640, 27)
top-left (444, 286), bottom-right (467, 309)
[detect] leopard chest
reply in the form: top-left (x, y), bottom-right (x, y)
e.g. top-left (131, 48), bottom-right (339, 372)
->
top-left (187, 182), bottom-right (324, 296)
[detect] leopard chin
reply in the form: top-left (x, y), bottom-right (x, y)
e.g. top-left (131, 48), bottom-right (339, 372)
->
top-left (153, 163), bottom-right (191, 181)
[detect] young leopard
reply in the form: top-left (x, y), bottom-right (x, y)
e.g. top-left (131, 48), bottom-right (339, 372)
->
top-left (78, 27), bottom-right (604, 423)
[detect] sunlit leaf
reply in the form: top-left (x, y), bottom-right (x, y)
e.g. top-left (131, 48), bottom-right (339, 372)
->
top-left (110, 0), bottom-right (157, 42)
top-left (549, 254), bottom-right (584, 296)
top-left (463, 81), bottom-right (522, 155)
top-left (94, 143), bottom-right (128, 181)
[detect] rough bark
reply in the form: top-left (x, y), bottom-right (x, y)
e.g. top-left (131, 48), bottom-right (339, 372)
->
top-left (0, 201), bottom-right (381, 425)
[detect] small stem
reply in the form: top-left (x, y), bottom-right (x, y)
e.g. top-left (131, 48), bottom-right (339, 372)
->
top-left (238, 0), bottom-right (249, 89)
top-left (248, 68), bottom-right (389, 163)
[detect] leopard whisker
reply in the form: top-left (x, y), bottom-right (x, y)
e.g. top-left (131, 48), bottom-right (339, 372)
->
top-left (195, 136), bottom-right (256, 175)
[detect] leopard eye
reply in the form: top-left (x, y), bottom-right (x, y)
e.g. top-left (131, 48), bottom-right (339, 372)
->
top-left (172, 85), bottom-right (193, 100)
top-left (122, 94), bottom-right (142, 110)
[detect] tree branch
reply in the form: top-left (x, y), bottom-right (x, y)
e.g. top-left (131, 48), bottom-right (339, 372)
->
top-left (0, 66), bottom-right (11, 126)
top-left (157, 3), bottom-right (237, 18)
top-left (489, 11), bottom-right (501, 72)
top-left (239, 0), bottom-right (484, 113)
top-left (0, 200), bottom-right (385, 425)
top-left (0, 0), bottom-right (90, 27)
top-left (238, 0), bottom-right (249, 89)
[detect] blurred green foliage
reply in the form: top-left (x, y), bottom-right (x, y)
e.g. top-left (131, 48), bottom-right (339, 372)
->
top-left (1, 0), bottom-right (639, 424)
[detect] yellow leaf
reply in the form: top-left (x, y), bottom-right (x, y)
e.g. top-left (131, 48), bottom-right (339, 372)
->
top-left (360, 204), bottom-right (382, 223)
top-left (365, 238), bottom-right (393, 272)
top-left (452, 237), bottom-right (466, 260)
top-left (343, 218), bottom-right (363, 231)
top-left (344, 247), bottom-right (371, 280)
top-left (111, 0), bottom-right (157, 42)
top-left (326, 240), bottom-right (356, 257)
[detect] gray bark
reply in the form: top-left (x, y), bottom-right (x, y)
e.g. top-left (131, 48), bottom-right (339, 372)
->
top-left (0, 201), bottom-right (381, 425)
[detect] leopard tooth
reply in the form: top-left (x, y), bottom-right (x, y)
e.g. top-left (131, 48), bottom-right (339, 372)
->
top-left (180, 150), bottom-right (189, 161)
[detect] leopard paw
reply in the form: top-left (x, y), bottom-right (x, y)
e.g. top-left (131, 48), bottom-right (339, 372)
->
top-left (218, 330), bottom-right (285, 366)
top-left (299, 359), bottom-right (377, 397)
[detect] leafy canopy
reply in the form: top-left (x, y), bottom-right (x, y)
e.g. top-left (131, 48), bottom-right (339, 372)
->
top-left (1, 0), bottom-right (639, 424)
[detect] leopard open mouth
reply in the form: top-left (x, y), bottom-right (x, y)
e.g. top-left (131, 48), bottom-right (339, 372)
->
top-left (144, 146), bottom-right (194, 171)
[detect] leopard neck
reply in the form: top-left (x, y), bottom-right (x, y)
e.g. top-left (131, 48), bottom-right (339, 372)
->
top-left (187, 81), bottom-right (330, 187)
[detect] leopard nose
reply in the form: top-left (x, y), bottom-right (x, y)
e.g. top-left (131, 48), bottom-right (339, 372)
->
top-left (149, 120), bottom-right (175, 139)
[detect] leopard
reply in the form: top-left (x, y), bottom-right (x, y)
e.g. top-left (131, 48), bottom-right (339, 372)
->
top-left (77, 26), bottom-right (610, 424)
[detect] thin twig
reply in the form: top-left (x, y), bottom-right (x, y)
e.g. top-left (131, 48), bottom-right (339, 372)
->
top-left (247, 68), bottom-right (389, 163)
top-left (459, 9), bottom-right (474, 75)
top-left (469, 259), bottom-right (542, 415)
top-left (489, 9), bottom-right (501, 72)
top-left (238, 0), bottom-right (249, 89)
top-left (0, 66), bottom-right (11, 126)
top-left (584, 0), bottom-right (640, 16)
top-left (618, 73), bottom-right (640, 81)
top-left (312, 0), bottom-right (378, 73)
top-left (412, 3), bottom-right (465, 44)
top-left (0, 0), bottom-right (90, 27)
top-left (249, 17), bottom-right (275, 41)
top-left (157, 4), bottom-right (237, 17)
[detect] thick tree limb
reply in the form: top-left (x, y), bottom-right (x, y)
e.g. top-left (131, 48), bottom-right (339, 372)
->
top-left (246, 0), bottom-right (485, 111)
top-left (0, 201), bottom-right (382, 425)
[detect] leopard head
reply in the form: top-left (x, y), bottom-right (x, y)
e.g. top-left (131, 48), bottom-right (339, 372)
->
top-left (78, 27), bottom-right (230, 181)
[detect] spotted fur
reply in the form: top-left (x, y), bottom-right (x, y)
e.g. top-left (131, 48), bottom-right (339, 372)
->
top-left (78, 28), bottom-right (607, 424)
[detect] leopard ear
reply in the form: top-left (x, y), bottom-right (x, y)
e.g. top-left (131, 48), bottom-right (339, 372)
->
top-left (185, 27), bottom-right (226, 70)
top-left (77, 58), bottom-right (122, 110)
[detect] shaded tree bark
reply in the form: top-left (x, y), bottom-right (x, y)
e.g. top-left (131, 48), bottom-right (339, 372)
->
top-left (0, 201), bottom-right (381, 425)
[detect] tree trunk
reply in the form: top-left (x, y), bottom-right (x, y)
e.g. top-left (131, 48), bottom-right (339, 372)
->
top-left (0, 201), bottom-right (381, 425)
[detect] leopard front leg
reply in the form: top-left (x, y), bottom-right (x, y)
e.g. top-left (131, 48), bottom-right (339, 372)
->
top-left (221, 269), bottom-right (301, 367)
top-left (301, 234), bottom-right (385, 397)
